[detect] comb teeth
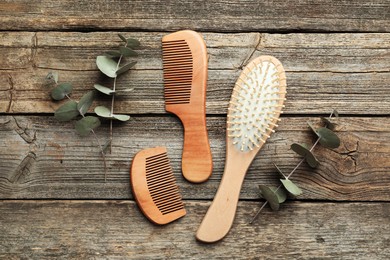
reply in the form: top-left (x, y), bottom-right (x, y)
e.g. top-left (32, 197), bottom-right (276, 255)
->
top-left (227, 56), bottom-right (287, 152)
top-left (145, 152), bottom-right (185, 215)
top-left (162, 40), bottom-right (193, 105)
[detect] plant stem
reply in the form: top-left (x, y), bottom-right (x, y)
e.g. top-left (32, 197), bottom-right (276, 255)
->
top-left (109, 43), bottom-right (127, 154)
top-left (66, 94), bottom-right (108, 182)
top-left (250, 112), bottom-right (334, 224)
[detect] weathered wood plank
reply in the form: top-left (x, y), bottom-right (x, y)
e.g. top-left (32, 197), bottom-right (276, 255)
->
top-left (1, 115), bottom-right (389, 201)
top-left (0, 32), bottom-right (389, 114)
top-left (1, 200), bottom-right (389, 259)
top-left (0, 0), bottom-right (389, 32)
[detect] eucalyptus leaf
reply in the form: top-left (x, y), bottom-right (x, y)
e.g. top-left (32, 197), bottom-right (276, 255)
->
top-left (126, 38), bottom-right (140, 48)
top-left (96, 56), bottom-right (118, 78)
top-left (46, 71), bottom-right (58, 83)
top-left (77, 91), bottom-right (95, 116)
top-left (271, 187), bottom-right (287, 203)
top-left (280, 179), bottom-right (303, 196)
top-left (50, 83), bottom-right (73, 101)
top-left (75, 116), bottom-right (101, 137)
top-left (119, 46), bottom-right (138, 57)
top-left (120, 88), bottom-right (134, 93)
top-left (291, 143), bottom-right (319, 168)
top-left (94, 106), bottom-right (111, 118)
top-left (307, 122), bottom-right (317, 134)
top-left (321, 117), bottom-right (336, 130)
top-left (94, 84), bottom-right (115, 95)
top-left (54, 100), bottom-right (79, 122)
top-left (258, 185), bottom-right (280, 211)
top-left (117, 88), bottom-right (135, 94)
top-left (104, 50), bottom-right (122, 58)
top-left (258, 187), bottom-right (286, 203)
top-left (333, 109), bottom-right (339, 117)
top-left (116, 61), bottom-right (137, 76)
top-left (113, 114), bottom-right (130, 121)
top-left (316, 127), bottom-right (341, 148)
top-left (44, 72), bottom-right (58, 88)
top-left (118, 33), bottom-right (127, 43)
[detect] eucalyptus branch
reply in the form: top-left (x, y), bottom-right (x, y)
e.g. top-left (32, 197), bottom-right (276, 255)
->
top-left (94, 34), bottom-right (139, 154)
top-left (45, 35), bottom-right (139, 182)
top-left (250, 137), bottom-right (321, 224)
top-left (109, 43), bottom-right (126, 154)
top-left (250, 110), bottom-right (340, 224)
top-left (65, 94), bottom-right (108, 182)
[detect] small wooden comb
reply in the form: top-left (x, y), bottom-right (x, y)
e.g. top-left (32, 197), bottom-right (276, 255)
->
top-left (130, 146), bottom-right (186, 225)
top-left (162, 30), bottom-right (213, 183)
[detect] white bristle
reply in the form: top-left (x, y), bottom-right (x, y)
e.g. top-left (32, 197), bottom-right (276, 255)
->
top-left (227, 57), bottom-right (286, 152)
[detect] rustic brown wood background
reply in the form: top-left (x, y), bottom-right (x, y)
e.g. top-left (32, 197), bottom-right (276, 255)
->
top-left (1, 1), bottom-right (389, 259)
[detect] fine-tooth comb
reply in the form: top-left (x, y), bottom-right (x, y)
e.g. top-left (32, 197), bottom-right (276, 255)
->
top-left (162, 30), bottom-right (213, 183)
top-left (130, 146), bottom-right (186, 225)
top-left (196, 55), bottom-right (287, 242)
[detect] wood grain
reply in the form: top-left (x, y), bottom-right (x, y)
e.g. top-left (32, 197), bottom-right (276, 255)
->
top-left (0, 32), bottom-right (389, 114)
top-left (0, 0), bottom-right (389, 32)
top-left (1, 115), bottom-right (389, 201)
top-left (1, 200), bottom-right (389, 259)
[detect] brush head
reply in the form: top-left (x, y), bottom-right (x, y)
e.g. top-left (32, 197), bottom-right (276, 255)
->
top-left (131, 147), bottom-right (186, 225)
top-left (227, 56), bottom-right (286, 152)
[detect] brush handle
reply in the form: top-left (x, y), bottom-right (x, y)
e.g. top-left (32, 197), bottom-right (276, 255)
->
top-left (196, 146), bottom-right (254, 242)
top-left (181, 113), bottom-right (213, 183)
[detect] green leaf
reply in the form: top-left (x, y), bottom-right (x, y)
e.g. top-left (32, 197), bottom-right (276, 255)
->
top-left (333, 109), bottom-right (339, 117)
top-left (272, 187), bottom-right (287, 203)
top-left (116, 61), bottom-right (137, 76)
top-left (96, 56), bottom-right (118, 78)
top-left (321, 117), bottom-right (336, 130)
top-left (104, 50), bottom-right (121, 58)
top-left (112, 114), bottom-right (130, 121)
top-left (94, 106), bottom-right (130, 121)
top-left (118, 34), bottom-right (140, 48)
top-left (94, 106), bottom-right (111, 118)
top-left (259, 187), bottom-right (286, 203)
top-left (54, 100), bottom-right (79, 122)
top-left (258, 185), bottom-right (280, 211)
top-left (119, 46), bottom-right (138, 57)
top-left (46, 71), bottom-right (58, 83)
top-left (77, 91), bottom-right (95, 116)
top-left (75, 116), bottom-right (101, 137)
top-left (50, 83), bottom-right (73, 101)
top-left (126, 38), bottom-right (140, 48)
top-left (291, 143), bottom-right (319, 168)
top-left (316, 127), bottom-right (341, 149)
top-left (118, 88), bottom-right (134, 93)
top-left (307, 122), bottom-right (317, 134)
top-left (118, 33), bottom-right (127, 43)
top-left (44, 72), bottom-right (58, 88)
top-left (94, 84), bottom-right (115, 95)
top-left (280, 179), bottom-right (303, 196)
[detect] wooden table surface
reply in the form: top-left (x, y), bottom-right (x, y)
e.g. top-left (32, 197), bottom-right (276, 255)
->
top-left (1, 1), bottom-right (389, 259)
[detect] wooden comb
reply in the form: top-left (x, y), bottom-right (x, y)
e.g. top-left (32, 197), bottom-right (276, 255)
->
top-left (162, 30), bottom-right (213, 183)
top-left (131, 146), bottom-right (186, 225)
top-left (196, 56), bottom-right (287, 242)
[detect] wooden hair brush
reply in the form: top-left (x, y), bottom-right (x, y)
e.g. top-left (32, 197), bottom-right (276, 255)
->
top-left (131, 146), bottom-right (186, 225)
top-left (162, 30), bottom-right (213, 183)
top-left (196, 55), bottom-right (287, 242)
